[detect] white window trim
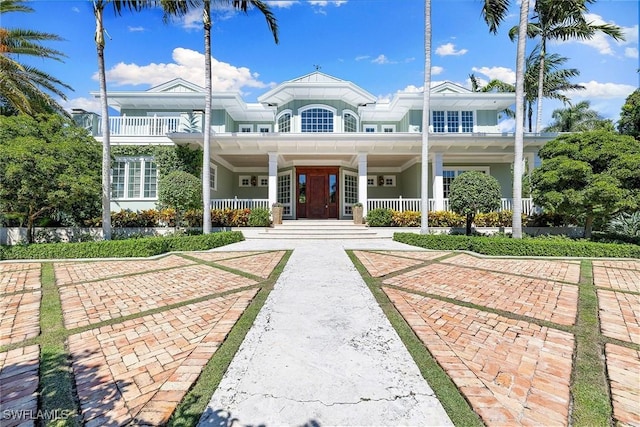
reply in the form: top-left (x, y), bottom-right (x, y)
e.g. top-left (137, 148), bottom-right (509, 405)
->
top-left (432, 110), bottom-right (475, 133)
top-left (363, 124), bottom-right (377, 133)
top-left (299, 104), bottom-right (338, 133)
top-left (239, 175), bottom-right (252, 187)
top-left (239, 124), bottom-right (253, 133)
top-left (257, 125), bottom-right (272, 133)
top-left (209, 164), bottom-right (218, 192)
top-left (277, 170), bottom-right (293, 217)
top-left (276, 109), bottom-right (293, 133)
top-left (111, 156), bottom-right (157, 200)
top-left (443, 166), bottom-right (490, 174)
top-left (342, 109), bottom-right (359, 133)
top-left (342, 170), bottom-right (359, 217)
top-left (382, 125), bottom-right (396, 133)
top-left (367, 175), bottom-right (377, 187)
top-left (382, 175), bottom-right (396, 187)
top-left (258, 175), bottom-right (269, 187)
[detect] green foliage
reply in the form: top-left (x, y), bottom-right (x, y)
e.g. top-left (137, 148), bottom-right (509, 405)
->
top-left (427, 211), bottom-right (465, 227)
top-left (607, 211), bottom-right (640, 237)
top-left (391, 210), bottom-right (421, 227)
top-left (393, 233), bottom-right (640, 258)
top-left (112, 145), bottom-right (202, 178)
top-left (366, 208), bottom-right (393, 226)
top-left (617, 88), bottom-right (640, 140)
top-left (0, 114), bottom-right (101, 242)
top-left (449, 171), bottom-right (501, 235)
top-left (532, 130), bottom-right (640, 236)
top-left (0, 232), bottom-right (244, 260)
top-left (158, 171), bottom-right (202, 224)
top-left (248, 208), bottom-right (270, 227)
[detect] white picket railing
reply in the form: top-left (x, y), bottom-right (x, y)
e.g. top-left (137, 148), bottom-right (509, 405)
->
top-left (98, 116), bottom-right (182, 136)
top-left (368, 198), bottom-right (535, 214)
top-left (211, 198), bottom-right (270, 210)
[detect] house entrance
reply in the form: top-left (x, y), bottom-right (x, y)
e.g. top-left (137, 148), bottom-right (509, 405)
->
top-left (296, 167), bottom-right (339, 219)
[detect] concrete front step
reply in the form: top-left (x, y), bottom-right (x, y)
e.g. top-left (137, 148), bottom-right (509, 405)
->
top-left (238, 220), bottom-right (386, 239)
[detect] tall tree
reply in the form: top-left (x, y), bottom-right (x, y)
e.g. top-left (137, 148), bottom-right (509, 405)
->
top-left (543, 100), bottom-right (609, 132)
top-left (163, 1), bottom-right (278, 234)
top-left (0, 0), bottom-right (73, 116)
top-left (618, 88), bottom-right (640, 140)
top-left (510, 0), bottom-right (623, 133)
top-left (482, 0), bottom-right (530, 239)
top-left (420, 0), bottom-right (431, 234)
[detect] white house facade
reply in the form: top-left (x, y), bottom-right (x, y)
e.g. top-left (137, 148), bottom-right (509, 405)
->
top-left (74, 72), bottom-right (555, 220)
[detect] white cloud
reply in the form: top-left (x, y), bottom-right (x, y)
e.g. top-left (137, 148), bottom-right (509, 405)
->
top-left (372, 54), bottom-right (390, 64)
top-left (555, 14), bottom-right (636, 56)
top-left (71, 6), bottom-right (80, 13)
top-left (563, 80), bottom-right (637, 99)
top-left (355, 55), bottom-right (370, 61)
top-left (61, 97), bottom-right (101, 115)
top-left (498, 118), bottom-right (515, 133)
top-left (399, 81), bottom-right (447, 93)
top-left (432, 66), bottom-right (444, 75)
top-left (309, 1), bottom-right (347, 6)
top-left (95, 47), bottom-right (274, 93)
top-left (471, 66), bottom-right (515, 85)
top-left (128, 26), bottom-right (145, 32)
top-left (435, 43), bottom-right (468, 56)
top-left (265, 1), bottom-right (299, 8)
top-left (625, 47), bottom-right (639, 59)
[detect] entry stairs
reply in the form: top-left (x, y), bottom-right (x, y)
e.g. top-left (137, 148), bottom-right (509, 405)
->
top-left (241, 220), bottom-right (383, 239)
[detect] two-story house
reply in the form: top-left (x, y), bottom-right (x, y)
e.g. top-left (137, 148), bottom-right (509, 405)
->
top-left (75, 71), bottom-right (553, 220)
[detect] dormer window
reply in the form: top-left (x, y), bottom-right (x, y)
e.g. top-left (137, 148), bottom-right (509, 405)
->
top-left (300, 105), bottom-right (335, 133)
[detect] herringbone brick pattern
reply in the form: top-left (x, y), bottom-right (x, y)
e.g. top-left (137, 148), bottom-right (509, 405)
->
top-left (0, 345), bottom-right (40, 427)
top-left (593, 262), bottom-right (640, 293)
top-left (442, 254), bottom-right (581, 283)
top-left (383, 263), bottom-right (578, 325)
top-left (214, 251), bottom-right (286, 278)
top-left (385, 287), bottom-right (574, 426)
top-left (605, 343), bottom-right (640, 427)
top-left (598, 289), bottom-right (640, 344)
top-left (68, 289), bottom-right (258, 426)
top-left (54, 255), bottom-right (195, 286)
top-left (59, 264), bottom-right (257, 329)
top-left (352, 251), bottom-right (426, 277)
top-left (0, 264), bottom-right (41, 294)
top-left (0, 291), bottom-right (41, 346)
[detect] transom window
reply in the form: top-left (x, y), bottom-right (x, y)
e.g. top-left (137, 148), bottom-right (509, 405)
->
top-left (301, 107), bottom-right (333, 132)
top-left (111, 157), bottom-right (157, 199)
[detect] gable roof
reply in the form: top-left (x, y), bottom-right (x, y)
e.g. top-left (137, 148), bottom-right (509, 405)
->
top-left (147, 78), bottom-right (205, 93)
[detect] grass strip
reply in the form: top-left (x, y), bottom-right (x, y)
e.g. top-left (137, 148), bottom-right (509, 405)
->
top-left (571, 259), bottom-right (612, 426)
top-left (347, 251), bottom-right (483, 427)
top-left (168, 250), bottom-right (292, 427)
top-left (38, 263), bottom-right (80, 427)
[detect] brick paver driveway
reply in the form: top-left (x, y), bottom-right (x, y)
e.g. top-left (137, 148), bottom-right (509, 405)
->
top-left (354, 251), bottom-right (640, 427)
top-left (0, 251), bottom-right (284, 426)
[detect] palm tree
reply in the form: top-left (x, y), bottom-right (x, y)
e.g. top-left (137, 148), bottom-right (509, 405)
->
top-left (420, 0), bottom-right (431, 234)
top-left (510, 0), bottom-right (623, 133)
top-left (0, 0), bottom-right (73, 116)
top-left (482, 0), bottom-right (530, 239)
top-left (543, 100), bottom-right (608, 132)
top-left (163, 0), bottom-right (278, 234)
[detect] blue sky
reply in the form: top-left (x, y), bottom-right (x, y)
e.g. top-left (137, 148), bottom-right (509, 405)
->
top-left (6, 0), bottom-right (639, 129)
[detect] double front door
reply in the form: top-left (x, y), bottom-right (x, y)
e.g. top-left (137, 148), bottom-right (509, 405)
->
top-left (296, 167), bottom-right (339, 219)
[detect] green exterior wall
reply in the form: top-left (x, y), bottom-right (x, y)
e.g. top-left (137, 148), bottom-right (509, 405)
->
top-left (212, 161), bottom-right (234, 199)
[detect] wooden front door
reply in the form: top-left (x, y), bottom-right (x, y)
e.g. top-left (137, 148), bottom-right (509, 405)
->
top-left (296, 168), bottom-right (339, 219)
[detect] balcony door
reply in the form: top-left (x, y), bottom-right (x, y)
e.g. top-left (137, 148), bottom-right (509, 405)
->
top-left (296, 167), bottom-right (339, 219)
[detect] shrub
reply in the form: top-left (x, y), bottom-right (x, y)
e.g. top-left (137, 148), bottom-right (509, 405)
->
top-left (391, 210), bottom-right (421, 227)
top-left (158, 171), bottom-right (202, 226)
top-left (393, 233), bottom-right (640, 258)
top-left (428, 211), bottom-right (465, 227)
top-left (0, 231), bottom-right (244, 260)
top-left (248, 208), bottom-right (270, 227)
top-left (366, 208), bottom-right (393, 227)
top-left (607, 212), bottom-right (640, 237)
top-left (449, 171), bottom-right (502, 235)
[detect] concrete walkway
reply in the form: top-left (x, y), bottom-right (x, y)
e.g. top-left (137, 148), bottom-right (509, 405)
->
top-left (198, 238), bottom-right (453, 426)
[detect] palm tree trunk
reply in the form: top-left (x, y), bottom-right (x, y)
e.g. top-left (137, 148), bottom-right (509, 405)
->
top-left (535, 41), bottom-right (545, 133)
top-left (202, 1), bottom-right (212, 234)
top-left (512, 0), bottom-right (529, 239)
top-left (95, 2), bottom-right (111, 241)
top-left (420, 0), bottom-right (431, 234)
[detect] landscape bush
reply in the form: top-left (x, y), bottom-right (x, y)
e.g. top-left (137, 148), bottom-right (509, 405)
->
top-left (393, 233), bottom-right (640, 258)
top-left (248, 208), bottom-right (271, 227)
top-left (366, 208), bottom-right (394, 226)
top-left (0, 231), bottom-right (244, 260)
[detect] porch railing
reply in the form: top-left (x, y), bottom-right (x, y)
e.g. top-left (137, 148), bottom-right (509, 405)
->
top-left (368, 198), bottom-right (535, 215)
top-left (211, 198), bottom-right (269, 210)
top-left (98, 116), bottom-right (182, 136)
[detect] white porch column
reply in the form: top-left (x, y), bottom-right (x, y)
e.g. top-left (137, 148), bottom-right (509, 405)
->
top-left (358, 152), bottom-right (368, 216)
top-left (268, 152), bottom-right (278, 209)
top-left (432, 152), bottom-right (444, 211)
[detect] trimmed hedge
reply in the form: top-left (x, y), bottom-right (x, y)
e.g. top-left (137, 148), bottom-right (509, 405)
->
top-left (0, 231), bottom-right (244, 260)
top-left (393, 233), bottom-right (640, 258)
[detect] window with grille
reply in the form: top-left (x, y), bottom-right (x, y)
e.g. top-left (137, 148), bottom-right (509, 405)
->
top-left (111, 157), bottom-right (157, 199)
top-left (277, 113), bottom-right (291, 133)
top-left (461, 111), bottom-right (473, 132)
top-left (344, 112), bottom-right (357, 133)
top-left (447, 111), bottom-right (459, 133)
top-left (432, 111), bottom-right (445, 132)
top-left (301, 107), bottom-right (333, 132)
top-left (344, 173), bottom-right (358, 215)
top-left (278, 172), bottom-right (292, 215)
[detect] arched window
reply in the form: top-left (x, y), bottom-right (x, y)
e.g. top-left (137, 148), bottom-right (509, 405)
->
top-left (343, 111), bottom-right (358, 133)
top-left (300, 106), bottom-right (334, 132)
top-left (277, 111), bottom-right (291, 133)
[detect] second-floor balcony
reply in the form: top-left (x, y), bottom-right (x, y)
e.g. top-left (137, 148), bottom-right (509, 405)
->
top-left (97, 116), bottom-right (185, 136)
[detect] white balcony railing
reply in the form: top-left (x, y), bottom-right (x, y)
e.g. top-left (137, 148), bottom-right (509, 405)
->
top-left (98, 116), bottom-right (182, 136)
top-left (368, 198), bottom-right (535, 215)
top-left (211, 198), bottom-right (270, 210)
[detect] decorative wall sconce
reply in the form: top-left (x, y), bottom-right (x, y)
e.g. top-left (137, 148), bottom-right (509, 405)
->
top-left (378, 175), bottom-right (385, 186)
top-left (251, 176), bottom-right (257, 187)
